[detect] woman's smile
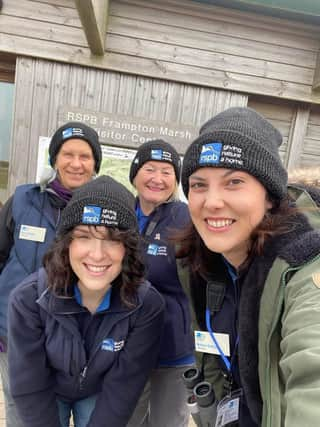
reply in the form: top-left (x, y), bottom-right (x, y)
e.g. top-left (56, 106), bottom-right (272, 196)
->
top-left (206, 217), bottom-right (235, 230)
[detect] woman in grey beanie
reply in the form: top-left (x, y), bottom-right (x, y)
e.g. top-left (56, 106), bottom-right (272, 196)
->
top-left (8, 176), bottom-right (165, 427)
top-left (177, 107), bottom-right (320, 427)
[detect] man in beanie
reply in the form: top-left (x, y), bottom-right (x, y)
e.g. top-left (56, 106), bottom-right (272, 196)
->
top-left (177, 106), bottom-right (320, 426)
top-left (8, 175), bottom-right (165, 427)
top-left (0, 121), bottom-right (101, 427)
top-left (49, 121), bottom-right (102, 176)
top-left (128, 140), bottom-right (194, 427)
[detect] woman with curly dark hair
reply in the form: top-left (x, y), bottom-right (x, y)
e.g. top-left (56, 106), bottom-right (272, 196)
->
top-left (7, 175), bottom-right (165, 427)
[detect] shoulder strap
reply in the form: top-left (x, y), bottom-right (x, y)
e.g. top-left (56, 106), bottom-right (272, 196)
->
top-left (206, 279), bottom-right (226, 313)
top-left (144, 209), bottom-right (162, 237)
top-left (176, 257), bottom-right (201, 328)
top-left (176, 257), bottom-right (225, 393)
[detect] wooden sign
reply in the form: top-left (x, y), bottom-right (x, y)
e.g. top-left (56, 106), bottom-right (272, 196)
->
top-left (59, 106), bottom-right (198, 154)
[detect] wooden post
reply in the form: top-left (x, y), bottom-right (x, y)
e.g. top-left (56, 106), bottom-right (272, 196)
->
top-left (75, 0), bottom-right (109, 56)
top-left (286, 105), bottom-right (310, 170)
top-left (313, 52), bottom-right (320, 90)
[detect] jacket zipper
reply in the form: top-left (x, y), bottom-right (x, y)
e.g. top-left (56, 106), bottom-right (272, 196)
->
top-left (79, 366), bottom-right (88, 391)
top-left (76, 306), bottom-right (142, 392)
top-left (77, 337), bottom-right (106, 392)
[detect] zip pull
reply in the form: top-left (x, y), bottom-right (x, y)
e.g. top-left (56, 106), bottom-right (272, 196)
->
top-left (79, 366), bottom-right (88, 389)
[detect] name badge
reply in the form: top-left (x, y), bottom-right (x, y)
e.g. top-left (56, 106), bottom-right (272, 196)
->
top-left (194, 330), bottom-right (230, 356)
top-left (19, 225), bottom-right (46, 243)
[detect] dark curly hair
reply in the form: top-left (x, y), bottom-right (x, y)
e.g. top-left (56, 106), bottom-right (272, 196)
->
top-left (43, 226), bottom-right (145, 307)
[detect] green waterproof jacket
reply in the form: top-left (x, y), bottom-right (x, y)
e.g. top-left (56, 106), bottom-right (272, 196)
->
top-left (178, 185), bottom-right (320, 427)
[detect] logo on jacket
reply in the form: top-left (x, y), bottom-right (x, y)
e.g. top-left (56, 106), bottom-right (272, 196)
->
top-left (147, 244), bottom-right (167, 256)
top-left (101, 338), bottom-right (124, 352)
top-left (199, 142), bottom-right (222, 165)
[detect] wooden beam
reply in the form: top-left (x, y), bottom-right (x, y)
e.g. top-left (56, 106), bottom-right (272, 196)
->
top-left (75, 0), bottom-right (109, 56)
top-left (313, 51), bottom-right (320, 90)
top-left (286, 105), bottom-right (310, 170)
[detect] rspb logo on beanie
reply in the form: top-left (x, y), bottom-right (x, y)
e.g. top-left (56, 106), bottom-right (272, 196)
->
top-left (82, 205), bottom-right (101, 224)
top-left (199, 142), bottom-right (222, 165)
top-left (62, 127), bottom-right (85, 140)
top-left (151, 149), bottom-right (173, 163)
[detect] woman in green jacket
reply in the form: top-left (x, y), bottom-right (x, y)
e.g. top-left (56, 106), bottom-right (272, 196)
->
top-left (177, 106), bottom-right (320, 427)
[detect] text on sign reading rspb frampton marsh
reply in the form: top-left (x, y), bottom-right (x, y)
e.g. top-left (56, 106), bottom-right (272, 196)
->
top-left (61, 108), bottom-right (198, 151)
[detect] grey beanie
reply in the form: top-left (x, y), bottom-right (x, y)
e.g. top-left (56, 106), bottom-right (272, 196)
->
top-left (181, 107), bottom-right (288, 200)
top-left (49, 121), bottom-right (102, 173)
top-left (58, 175), bottom-right (137, 235)
top-left (129, 139), bottom-right (181, 184)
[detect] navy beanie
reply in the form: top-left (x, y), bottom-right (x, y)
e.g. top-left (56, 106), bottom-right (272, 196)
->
top-left (49, 121), bottom-right (102, 173)
top-left (58, 175), bottom-right (137, 235)
top-left (129, 140), bottom-right (181, 184)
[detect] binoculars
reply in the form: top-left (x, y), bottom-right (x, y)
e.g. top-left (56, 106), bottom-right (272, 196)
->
top-left (182, 367), bottom-right (217, 427)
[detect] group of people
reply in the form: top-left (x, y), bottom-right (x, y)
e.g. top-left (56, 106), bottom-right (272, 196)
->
top-left (0, 106), bottom-right (320, 427)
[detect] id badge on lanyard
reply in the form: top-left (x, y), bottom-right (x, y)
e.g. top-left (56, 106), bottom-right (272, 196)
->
top-left (205, 308), bottom-right (242, 426)
top-left (215, 389), bottom-right (243, 426)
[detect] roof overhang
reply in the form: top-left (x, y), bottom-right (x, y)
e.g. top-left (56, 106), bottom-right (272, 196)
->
top-left (75, 0), bottom-right (320, 91)
top-left (193, 0), bottom-right (320, 25)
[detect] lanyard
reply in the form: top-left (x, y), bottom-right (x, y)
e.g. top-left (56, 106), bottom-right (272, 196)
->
top-left (206, 308), bottom-right (231, 372)
top-left (205, 308), bottom-right (239, 374)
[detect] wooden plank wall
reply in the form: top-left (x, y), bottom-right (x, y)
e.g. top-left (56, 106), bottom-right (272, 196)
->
top-left (248, 96), bottom-right (320, 172)
top-left (7, 57), bottom-right (247, 196)
top-left (0, 0), bottom-right (320, 103)
top-left (302, 105), bottom-right (320, 167)
top-left (248, 97), bottom-right (295, 164)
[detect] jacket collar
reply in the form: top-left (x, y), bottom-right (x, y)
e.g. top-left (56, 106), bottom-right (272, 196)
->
top-left (36, 268), bottom-right (150, 317)
top-left (37, 285), bottom-right (141, 316)
top-left (36, 271), bottom-right (150, 345)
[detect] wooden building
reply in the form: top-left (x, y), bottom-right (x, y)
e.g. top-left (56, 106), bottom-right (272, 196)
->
top-left (0, 0), bottom-right (320, 201)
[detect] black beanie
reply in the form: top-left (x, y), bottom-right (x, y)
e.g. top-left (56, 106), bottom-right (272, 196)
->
top-left (49, 121), bottom-right (102, 173)
top-left (129, 139), bottom-right (181, 184)
top-left (181, 107), bottom-right (288, 200)
top-left (58, 175), bottom-right (137, 235)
